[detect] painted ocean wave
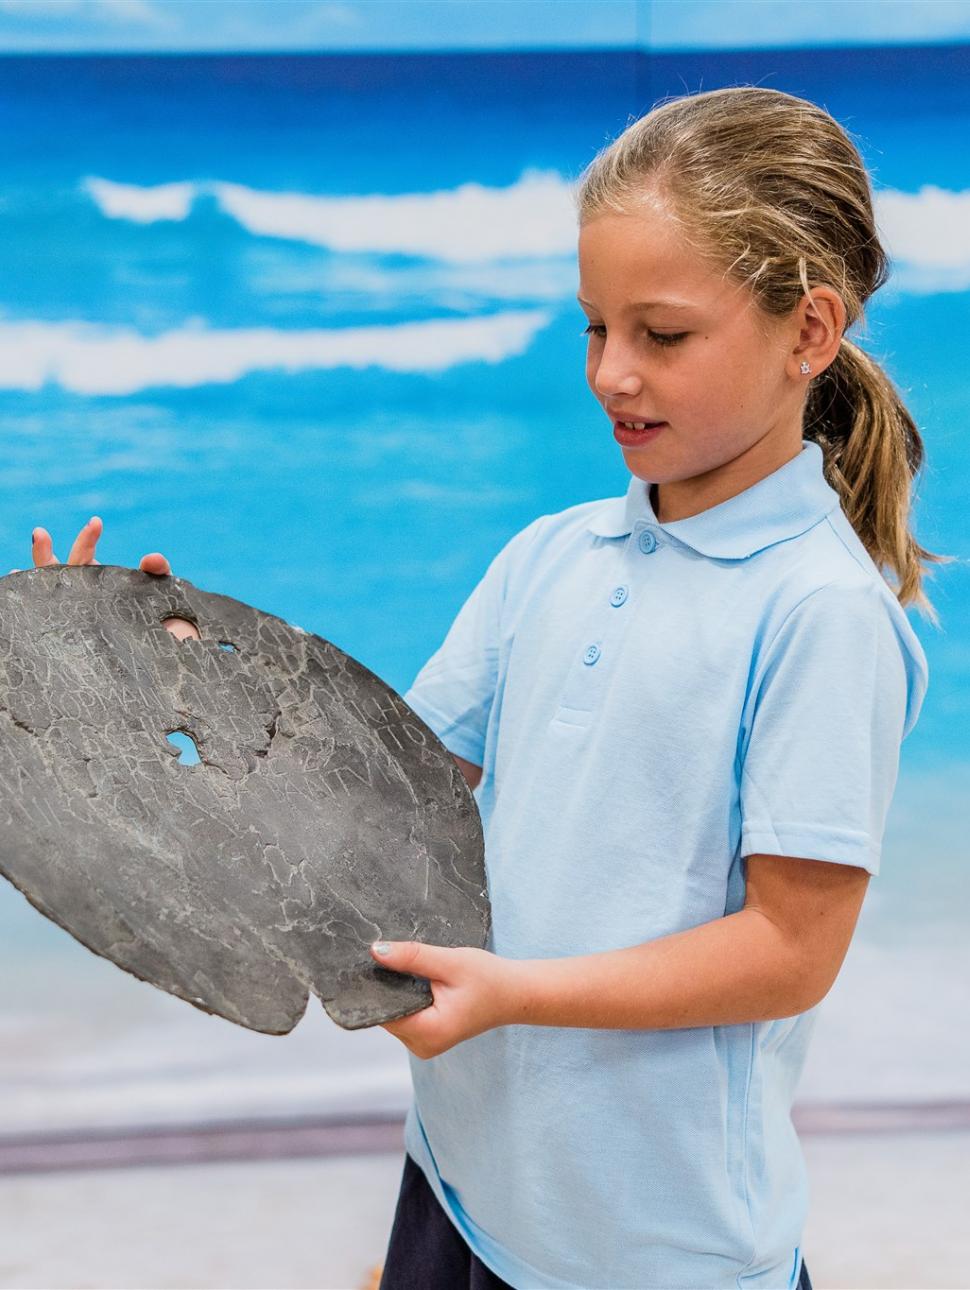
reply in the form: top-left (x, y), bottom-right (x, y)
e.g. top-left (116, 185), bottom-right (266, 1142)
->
top-left (247, 256), bottom-right (578, 307)
top-left (0, 309), bottom-right (553, 395)
top-left (81, 172), bottom-right (970, 292)
top-left (83, 168), bottom-right (579, 263)
top-left (876, 184), bottom-right (970, 293)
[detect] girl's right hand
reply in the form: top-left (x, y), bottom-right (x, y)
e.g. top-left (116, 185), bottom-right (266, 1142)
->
top-left (16, 516), bottom-right (172, 577)
top-left (13, 517), bottom-right (200, 640)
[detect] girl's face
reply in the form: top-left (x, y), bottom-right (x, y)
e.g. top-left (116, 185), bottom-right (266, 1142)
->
top-left (577, 197), bottom-right (809, 521)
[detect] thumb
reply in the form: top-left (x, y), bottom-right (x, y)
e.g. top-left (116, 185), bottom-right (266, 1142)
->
top-left (370, 939), bottom-right (445, 978)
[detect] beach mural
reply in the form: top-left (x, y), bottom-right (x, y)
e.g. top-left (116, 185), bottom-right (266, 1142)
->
top-left (0, 22), bottom-right (967, 1133)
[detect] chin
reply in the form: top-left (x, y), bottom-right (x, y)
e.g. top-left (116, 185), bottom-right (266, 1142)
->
top-left (620, 450), bottom-right (666, 482)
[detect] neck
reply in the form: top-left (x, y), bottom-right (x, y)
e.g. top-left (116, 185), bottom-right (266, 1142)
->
top-left (650, 482), bottom-right (663, 522)
top-left (649, 431), bottom-right (805, 524)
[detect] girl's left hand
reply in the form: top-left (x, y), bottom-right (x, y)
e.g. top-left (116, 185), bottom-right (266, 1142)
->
top-left (368, 940), bottom-right (521, 1059)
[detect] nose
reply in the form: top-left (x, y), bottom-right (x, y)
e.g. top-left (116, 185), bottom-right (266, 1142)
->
top-left (590, 339), bottom-right (642, 401)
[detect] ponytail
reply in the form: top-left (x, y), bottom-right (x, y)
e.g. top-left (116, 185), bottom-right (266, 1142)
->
top-left (806, 337), bottom-right (953, 626)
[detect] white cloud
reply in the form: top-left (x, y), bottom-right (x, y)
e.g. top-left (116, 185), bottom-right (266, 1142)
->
top-left (645, 0), bottom-right (970, 48)
top-left (2, 0), bottom-right (968, 49)
top-left (0, 0), bottom-right (170, 26)
top-left (94, 0), bottom-right (170, 28)
top-left (0, 0), bottom-right (84, 13)
top-left (294, 1), bottom-right (361, 29)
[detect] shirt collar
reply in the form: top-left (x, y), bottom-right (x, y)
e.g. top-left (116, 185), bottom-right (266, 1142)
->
top-left (584, 439), bottom-right (840, 559)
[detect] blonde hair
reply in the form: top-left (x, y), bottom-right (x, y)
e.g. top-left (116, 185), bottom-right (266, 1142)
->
top-left (573, 85), bottom-right (952, 625)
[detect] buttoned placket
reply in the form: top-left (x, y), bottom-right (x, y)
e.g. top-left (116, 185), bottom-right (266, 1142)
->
top-left (552, 520), bottom-right (664, 726)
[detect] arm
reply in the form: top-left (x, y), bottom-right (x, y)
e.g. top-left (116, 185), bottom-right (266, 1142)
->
top-left (453, 754), bottom-right (483, 791)
top-left (501, 853), bottom-right (869, 1030)
top-left (371, 853), bottom-right (870, 1057)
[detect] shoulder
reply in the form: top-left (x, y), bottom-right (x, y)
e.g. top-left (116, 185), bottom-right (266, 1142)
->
top-left (489, 493), bottom-right (619, 571)
top-left (801, 507), bottom-right (925, 646)
top-left (468, 494), bottom-right (620, 627)
top-left (522, 494), bottom-right (619, 542)
top-left (760, 518), bottom-right (930, 738)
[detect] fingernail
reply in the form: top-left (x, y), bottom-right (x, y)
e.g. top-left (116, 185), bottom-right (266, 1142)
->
top-left (89, 516), bottom-right (99, 526)
top-left (372, 942), bottom-right (391, 956)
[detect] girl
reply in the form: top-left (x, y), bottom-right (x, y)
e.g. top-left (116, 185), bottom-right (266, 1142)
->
top-left (30, 86), bottom-right (945, 1289)
top-left (366, 86), bottom-right (944, 1289)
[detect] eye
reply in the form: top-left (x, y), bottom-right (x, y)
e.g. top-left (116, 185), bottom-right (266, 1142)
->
top-left (581, 324), bottom-right (688, 348)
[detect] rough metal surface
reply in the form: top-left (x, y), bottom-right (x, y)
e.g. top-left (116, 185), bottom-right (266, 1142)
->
top-left (0, 565), bottom-right (488, 1033)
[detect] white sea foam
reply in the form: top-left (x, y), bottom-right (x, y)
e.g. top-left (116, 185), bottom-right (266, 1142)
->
top-left (210, 171), bottom-right (577, 262)
top-left (876, 184), bottom-right (970, 267)
top-left (84, 175), bottom-right (196, 223)
top-left (875, 184), bottom-right (970, 293)
top-left (82, 172), bottom-right (970, 293)
top-left (0, 310), bottom-right (552, 395)
top-left (83, 168), bottom-right (578, 263)
top-left (251, 256), bottom-right (578, 304)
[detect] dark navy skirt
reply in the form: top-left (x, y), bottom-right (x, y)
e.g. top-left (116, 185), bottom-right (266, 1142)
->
top-left (379, 1152), bottom-right (815, 1290)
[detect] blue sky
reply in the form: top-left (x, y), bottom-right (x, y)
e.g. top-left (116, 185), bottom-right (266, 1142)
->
top-left (0, 0), bottom-right (968, 52)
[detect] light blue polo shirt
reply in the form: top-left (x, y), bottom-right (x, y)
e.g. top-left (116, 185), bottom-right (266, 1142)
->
top-left (400, 439), bottom-right (929, 1290)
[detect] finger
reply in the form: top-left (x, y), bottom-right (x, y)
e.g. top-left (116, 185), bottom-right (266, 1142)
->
top-left (140, 552), bottom-right (172, 577)
top-left (6, 568), bottom-right (22, 575)
top-left (66, 515), bottom-right (102, 566)
top-left (31, 528), bottom-right (60, 567)
top-left (370, 940), bottom-right (448, 979)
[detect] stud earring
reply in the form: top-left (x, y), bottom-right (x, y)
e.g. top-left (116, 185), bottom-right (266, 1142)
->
top-left (799, 361), bottom-right (811, 375)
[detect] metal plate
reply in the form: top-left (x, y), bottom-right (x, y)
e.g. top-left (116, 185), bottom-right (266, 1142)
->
top-left (0, 565), bottom-right (488, 1033)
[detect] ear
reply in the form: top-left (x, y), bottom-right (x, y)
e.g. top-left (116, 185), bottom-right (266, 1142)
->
top-left (790, 285), bottom-right (846, 380)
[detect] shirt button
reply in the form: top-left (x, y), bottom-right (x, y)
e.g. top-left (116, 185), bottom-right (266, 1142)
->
top-left (610, 585), bottom-right (629, 607)
top-left (638, 529), bottom-right (657, 554)
top-left (583, 643), bottom-right (601, 665)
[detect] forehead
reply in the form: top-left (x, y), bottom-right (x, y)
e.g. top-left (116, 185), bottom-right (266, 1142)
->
top-left (577, 208), bottom-right (726, 310)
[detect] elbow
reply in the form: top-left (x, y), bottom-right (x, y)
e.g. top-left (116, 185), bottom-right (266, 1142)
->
top-left (790, 959), bottom-right (839, 1015)
top-left (791, 984), bottom-right (826, 1016)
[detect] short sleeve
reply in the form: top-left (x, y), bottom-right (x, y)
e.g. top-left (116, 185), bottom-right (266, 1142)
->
top-left (738, 579), bottom-right (928, 877)
top-left (402, 518), bottom-right (542, 767)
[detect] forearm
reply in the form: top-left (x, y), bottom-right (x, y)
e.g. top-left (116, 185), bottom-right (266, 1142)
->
top-left (503, 908), bottom-right (817, 1030)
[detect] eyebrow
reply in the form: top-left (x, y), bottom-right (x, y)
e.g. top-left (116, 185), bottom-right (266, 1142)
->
top-left (576, 294), bottom-right (698, 312)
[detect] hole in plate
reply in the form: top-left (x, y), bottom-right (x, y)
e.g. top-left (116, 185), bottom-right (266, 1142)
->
top-left (161, 615), bottom-right (201, 642)
top-left (165, 730), bottom-right (201, 765)
top-left (217, 641), bottom-right (237, 652)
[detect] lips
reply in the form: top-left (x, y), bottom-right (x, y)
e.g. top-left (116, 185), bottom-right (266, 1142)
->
top-left (609, 412), bottom-right (665, 427)
top-left (612, 419), bottom-right (667, 447)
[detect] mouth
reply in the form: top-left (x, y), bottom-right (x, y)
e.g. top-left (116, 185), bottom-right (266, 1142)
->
top-left (612, 418), bottom-right (667, 447)
top-left (613, 418), bottom-right (665, 430)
